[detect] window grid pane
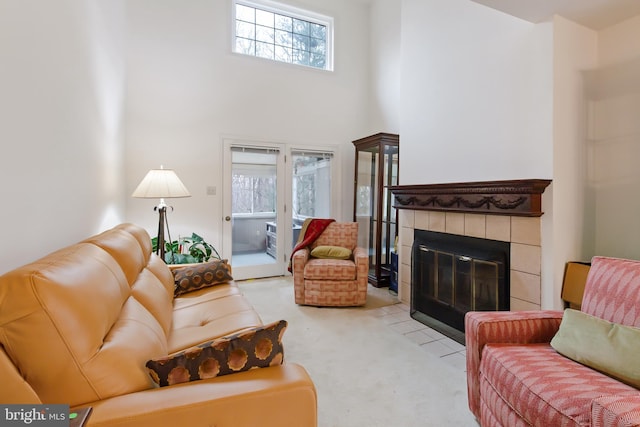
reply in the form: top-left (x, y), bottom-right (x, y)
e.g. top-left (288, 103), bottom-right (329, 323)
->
top-left (236, 38), bottom-right (255, 55)
top-left (234, 2), bottom-right (328, 70)
top-left (275, 14), bottom-right (292, 31)
top-left (310, 23), bottom-right (325, 39)
top-left (275, 45), bottom-right (292, 62)
top-left (256, 25), bottom-right (274, 43)
top-left (275, 29), bottom-right (292, 48)
top-left (256, 41), bottom-right (275, 59)
top-left (256, 9), bottom-right (274, 27)
top-left (292, 19), bottom-right (309, 36)
top-left (236, 21), bottom-right (255, 39)
top-left (236, 4), bottom-right (255, 23)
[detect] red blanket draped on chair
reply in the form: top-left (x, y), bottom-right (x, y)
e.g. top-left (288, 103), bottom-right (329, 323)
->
top-left (287, 218), bottom-right (335, 272)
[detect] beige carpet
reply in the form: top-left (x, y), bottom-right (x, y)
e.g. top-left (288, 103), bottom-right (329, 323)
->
top-left (237, 277), bottom-right (478, 427)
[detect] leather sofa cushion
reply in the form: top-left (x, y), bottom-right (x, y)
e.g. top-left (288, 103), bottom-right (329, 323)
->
top-left (169, 284), bottom-right (262, 353)
top-left (0, 242), bottom-right (169, 407)
top-left (172, 282), bottom-right (243, 310)
top-left (84, 224), bottom-right (175, 335)
top-left (75, 364), bottom-right (317, 427)
top-left (0, 346), bottom-right (41, 404)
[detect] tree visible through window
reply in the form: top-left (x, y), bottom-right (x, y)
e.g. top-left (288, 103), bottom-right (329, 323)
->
top-left (234, 0), bottom-right (333, 70)
top-left (292, 152), bottom-right (332, 219)
top-left (232, 167), bottom-right (276, 214)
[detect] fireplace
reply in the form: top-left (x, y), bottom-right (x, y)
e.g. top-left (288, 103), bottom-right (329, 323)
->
top-left (411, 230), bottom-right (509, 344)
top-left (389, 179), bottom-right (552, 344)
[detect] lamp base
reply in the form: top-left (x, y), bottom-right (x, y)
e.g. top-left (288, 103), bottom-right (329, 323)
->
top-left (155, 205), bottom-right (167, 261)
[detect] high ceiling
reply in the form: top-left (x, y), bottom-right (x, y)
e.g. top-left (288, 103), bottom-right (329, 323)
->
top-left (471, 0), bottom-right (640, 30)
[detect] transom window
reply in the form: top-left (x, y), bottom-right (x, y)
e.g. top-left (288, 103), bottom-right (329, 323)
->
top-left (233, 0), bottom-right (333, 71)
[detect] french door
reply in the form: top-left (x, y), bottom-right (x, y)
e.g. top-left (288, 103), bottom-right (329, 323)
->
top-left (222, 140), bottom-right (286, 280)
top-left (222, 139), bottom-right (337, 280)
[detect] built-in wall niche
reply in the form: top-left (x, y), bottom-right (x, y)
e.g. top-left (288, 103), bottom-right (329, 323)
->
top-left (584, 56), bottom-right (640, 261)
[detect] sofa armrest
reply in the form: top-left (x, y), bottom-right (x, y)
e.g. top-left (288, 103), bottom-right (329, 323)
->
top-left (353, 246), bottom-right (367, 264)
top-left (465, 309), bottom-right (563, 419)
top-left (75, 364), bottom-right (316, 427)
top-left (592, 396), bottom-right (640, 427)
top-left (353, 246), bottom-right (368, 286)
top-left (292, 248), bottom-right (310, 303)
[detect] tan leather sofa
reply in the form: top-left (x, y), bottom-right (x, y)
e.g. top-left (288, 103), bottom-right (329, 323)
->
top-left (0, 223), bottom-right (317, 426)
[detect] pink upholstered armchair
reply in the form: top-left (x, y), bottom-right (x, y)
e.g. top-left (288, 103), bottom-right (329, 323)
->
top-left (465, 256), bottom-right (640, 426)
top-left (292, 222), bottom-right (369, 307)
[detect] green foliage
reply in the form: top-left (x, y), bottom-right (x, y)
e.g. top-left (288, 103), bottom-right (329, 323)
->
top-left (152, 233), bottom-right (221, 264)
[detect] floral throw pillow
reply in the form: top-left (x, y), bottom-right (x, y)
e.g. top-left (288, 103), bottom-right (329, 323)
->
top-left (173, 259), bottom-right (233, 297)
top-left (146, 320), bottom-right (287, 387)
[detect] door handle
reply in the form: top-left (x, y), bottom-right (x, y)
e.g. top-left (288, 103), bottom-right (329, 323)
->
top-left (225, 216), bottom-right (231, 221)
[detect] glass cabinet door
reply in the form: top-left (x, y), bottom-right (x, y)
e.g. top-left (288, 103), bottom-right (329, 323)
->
top-left (355, 147), bottom-right (379, 280)
top-left (353, 133), bottom-right (399, 287)
top-left (382, 144), bottom-right (399, 277)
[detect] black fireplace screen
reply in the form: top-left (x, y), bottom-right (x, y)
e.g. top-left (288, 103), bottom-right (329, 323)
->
top-left (411, 230), bottom-right (509, 343)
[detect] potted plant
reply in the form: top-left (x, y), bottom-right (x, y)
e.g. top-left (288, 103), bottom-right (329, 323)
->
top-left (152, 233), bottom-right (221, 264)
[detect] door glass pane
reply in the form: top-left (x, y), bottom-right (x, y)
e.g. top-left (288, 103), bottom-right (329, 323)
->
top-left (231, 149), bottom-right (277, 267)
top-left (291, 151), bottom-right (332, 249)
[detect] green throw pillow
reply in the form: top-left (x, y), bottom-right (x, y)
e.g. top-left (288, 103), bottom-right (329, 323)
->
top-left (550, 309), bottom-right (640, 388)
top-left (146, 320), bottom-right (287, 387)
top-left (310, 245), bottom-right (352, 260)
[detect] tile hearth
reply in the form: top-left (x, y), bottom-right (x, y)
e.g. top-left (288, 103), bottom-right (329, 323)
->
top-left (369, 301), bottom-right (467, 372)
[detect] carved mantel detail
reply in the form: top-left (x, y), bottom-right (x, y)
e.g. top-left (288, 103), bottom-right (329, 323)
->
top-left (389, 179), bottom-right (552, 217)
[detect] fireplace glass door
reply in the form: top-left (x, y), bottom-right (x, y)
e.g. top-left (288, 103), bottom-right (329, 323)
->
top-left (411, 230), bottom-right (509, 343)
top-left (416, 249), bottom-right (502, 313)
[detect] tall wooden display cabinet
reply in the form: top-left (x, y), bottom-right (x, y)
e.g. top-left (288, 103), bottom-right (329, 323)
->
top-left (352, 133), bottom-right (399, 287)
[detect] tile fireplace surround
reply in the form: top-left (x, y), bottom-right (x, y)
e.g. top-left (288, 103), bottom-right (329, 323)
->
top-left (390, 179), bottom-right (552, 311)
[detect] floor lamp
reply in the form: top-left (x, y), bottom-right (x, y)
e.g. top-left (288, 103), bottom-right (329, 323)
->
top-left (132, 166), bottom-right (191, 261)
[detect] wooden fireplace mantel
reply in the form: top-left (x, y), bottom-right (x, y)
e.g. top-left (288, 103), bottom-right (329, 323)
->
top-left (389, 179), bottom-right (552, 217)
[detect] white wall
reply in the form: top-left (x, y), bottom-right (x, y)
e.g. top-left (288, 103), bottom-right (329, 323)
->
top-left (369, 0), bottom-right (401, 134)
top-left (0, 0), bottom-right (126, 274)
top-left (545, 16), bottom-right (597, 309)
top-left (124, 0), bottom-right (371, 251)
top-left (399, 0), bottom-right (554, 185)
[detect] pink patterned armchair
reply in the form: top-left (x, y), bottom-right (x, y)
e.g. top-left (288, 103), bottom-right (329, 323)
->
top-left (465, 256), bottom-right (640, 426)
top-left (292, 222), bottom-right (368, 307)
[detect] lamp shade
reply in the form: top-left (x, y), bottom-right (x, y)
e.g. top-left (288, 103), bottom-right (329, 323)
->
top-left (131, 168), bottom-right (191, 199)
